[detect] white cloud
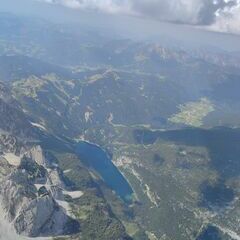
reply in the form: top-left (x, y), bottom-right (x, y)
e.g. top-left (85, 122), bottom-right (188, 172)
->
top-left (39, 0), bottom-right (240, 34)
top-left (209, 1), bottom-right (240, 34)
top-left (43, 0), bottom-right (133, 14)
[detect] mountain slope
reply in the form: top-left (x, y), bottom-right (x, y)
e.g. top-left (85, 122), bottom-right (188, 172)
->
top-left (0, 81), bottom-right (134, 240)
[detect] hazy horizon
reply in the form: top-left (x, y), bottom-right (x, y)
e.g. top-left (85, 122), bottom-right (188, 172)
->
top-left (1, 0), bottom-right (240, 52)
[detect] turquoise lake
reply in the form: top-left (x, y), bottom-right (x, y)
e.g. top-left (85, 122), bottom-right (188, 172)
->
top-left (76, 141), bottom-right (133, 202)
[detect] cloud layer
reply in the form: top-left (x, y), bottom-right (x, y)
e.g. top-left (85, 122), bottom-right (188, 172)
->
top-left (40, 0), bottom-right (240, 34)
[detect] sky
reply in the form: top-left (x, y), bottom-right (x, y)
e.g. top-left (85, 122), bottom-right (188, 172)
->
top-left (37, 0), bottom-right (240, 35)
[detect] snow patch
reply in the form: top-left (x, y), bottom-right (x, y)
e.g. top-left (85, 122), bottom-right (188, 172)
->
top-left (30, 122), bottom-right (47, 131)
top-left (63, 190), bottom-right (84, 199)
top-left (3, 153), bottom-right (21, 167)
top-left (84, 111), bottom-right (93, 123)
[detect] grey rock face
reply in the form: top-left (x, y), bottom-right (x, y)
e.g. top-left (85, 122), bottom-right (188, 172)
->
top-left (14, 195), bottom-right (74, 237)
top-left (0, 156), bottom-right (11, 178)
top-left (1, 170), bottom-right (37, 221)
top-left (0, 134), bottom-right (24, 154)
top-left (0, 145), bottom-right (80, 238)
top-left (23, 146), bottom-right (48, 167)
